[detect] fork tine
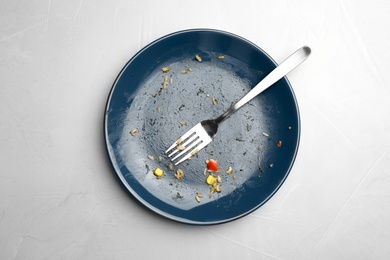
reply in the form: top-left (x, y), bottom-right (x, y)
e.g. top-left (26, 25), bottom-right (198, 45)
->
top-left (170, 138), bottom-right (202, 162)
top-left (167, 134), bottom-right (199, 158)
top-left (165, 123), bottom-right (200, 154)
top-left (174, 140), bottom-right (210, 165)
top-left (179, 133), bottom-right (200, 150)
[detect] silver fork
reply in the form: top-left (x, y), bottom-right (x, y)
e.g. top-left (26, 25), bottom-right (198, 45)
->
top-left (166, 46), bottom-right (311, 165)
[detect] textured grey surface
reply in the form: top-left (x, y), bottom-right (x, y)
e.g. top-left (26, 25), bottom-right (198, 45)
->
top-left (2, 0), bottom-right (390, 259)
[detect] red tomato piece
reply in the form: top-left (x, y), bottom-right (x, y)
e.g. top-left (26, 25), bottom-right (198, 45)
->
top-left (207, 159), bottom-right (218, 172)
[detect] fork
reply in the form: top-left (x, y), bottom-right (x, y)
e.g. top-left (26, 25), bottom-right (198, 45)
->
top-left (166, 46), bottom-right (311, 165)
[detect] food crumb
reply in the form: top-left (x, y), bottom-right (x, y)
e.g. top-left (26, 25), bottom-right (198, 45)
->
top-left (174, 169), bottom-right (184, 179)
top-left (161, 66), bottom-right (171, 73)
top-left (130, 129), bottom-right (138, 136)
top-left (209, 184), bottom-right (221, 198)
top-left (269, 164), bottom-right (274, 168)
top-left (162, 75), bottom-right (168, 89)
top-left (175, 138), bottom-right (183, 145)
top-left (175, 192), bottom-right (183, 199)
top-left (177, 145), bottom-right (185, 151)
top-left (195, 54), bottom-right (202, 62)
top-left (180, 68), bottom-right (192, 74)
top-left (190, 149), bottom-right (199, 156)
top-left (168, 163), bottom-right (174, 171)
top-left (277, 140), bottom-right (282, 147)
top-left (212, 97), bottom-right (218, 106)
top-left (148, 155), bottom-right (155, 161)
top-left (195, 193), bottom-right (203, 203)
top-left (262, 132), bottom-right (269, 137)
top-left (158, 156), bottom-right (163, 163)
top-left (226, 166), bottom-right (233, 174)
top-left (216, 55), bottom-right (225, 59)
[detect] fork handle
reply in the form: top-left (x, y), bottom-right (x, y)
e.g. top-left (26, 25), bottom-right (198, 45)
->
top-left (215, 46), bottom-right (311, 124)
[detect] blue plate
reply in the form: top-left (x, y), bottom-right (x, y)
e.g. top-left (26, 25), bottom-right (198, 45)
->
top-left (104, 29), bottom-right (300, 225)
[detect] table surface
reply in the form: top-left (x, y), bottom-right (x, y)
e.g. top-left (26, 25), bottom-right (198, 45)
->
top-left (1, 0), bottom-right (390, 259)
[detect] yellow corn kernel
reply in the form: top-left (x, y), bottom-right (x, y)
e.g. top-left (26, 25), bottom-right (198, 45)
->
top-left (206, 174), bottom-right (216, 185)
top-left (153, 167), bottom-right (164, 178)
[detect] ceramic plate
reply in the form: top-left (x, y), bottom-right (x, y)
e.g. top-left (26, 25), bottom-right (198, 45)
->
top-left (104, 29), bottom-right (300, 225)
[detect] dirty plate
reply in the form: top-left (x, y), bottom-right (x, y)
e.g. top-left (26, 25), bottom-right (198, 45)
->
top-left (104, 29), bottom-right (300, 225)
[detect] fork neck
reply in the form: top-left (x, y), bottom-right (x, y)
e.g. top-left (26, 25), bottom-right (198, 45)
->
top-left (215, 105), bottom-right (237, 124)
